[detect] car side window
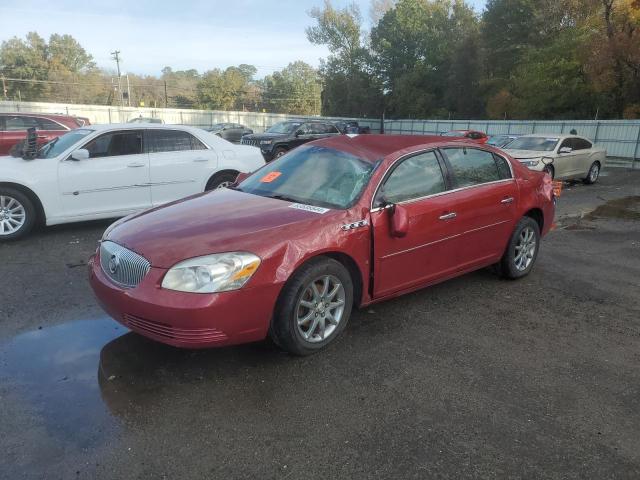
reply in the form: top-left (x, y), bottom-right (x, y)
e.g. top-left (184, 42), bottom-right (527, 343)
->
top-left (559, 139), bottom-right (573, 151)
top-left (37, 118), bottom-right (66, 131)
top-left (146, 130), bottom-right (207, 153)
top-left (326, 124), bottom-right (340, 134)
top-left (5, 116), bottom-right (38, 131)
top-left (493, 154), bottom-right (512, 179)
top-left (84, 131), bottom-right (143, 158)
top-left (443, 148), bottom-right (503, 188)
top-left (573, 138), bottom-right (592, 150)
top-left (377, 151), bottom-right (446, 205)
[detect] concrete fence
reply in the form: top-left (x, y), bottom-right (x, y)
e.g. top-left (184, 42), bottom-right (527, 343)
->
top-left (2, 101), bottom-right (639, 165)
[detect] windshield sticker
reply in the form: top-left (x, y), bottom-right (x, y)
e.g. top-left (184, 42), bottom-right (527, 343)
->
top-left (289, 203), bottom-right (330, 214)
top-left (260, 171), bottom-right (282, 183)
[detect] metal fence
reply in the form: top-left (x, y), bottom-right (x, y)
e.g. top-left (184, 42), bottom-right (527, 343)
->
top-left (384, 119), bottom-right (640, 163)
top-left (0, 100), bottom-right (382, 135)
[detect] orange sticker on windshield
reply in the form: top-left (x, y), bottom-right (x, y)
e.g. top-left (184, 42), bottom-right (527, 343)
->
top-left (260, 171), bottom-right (282, 183)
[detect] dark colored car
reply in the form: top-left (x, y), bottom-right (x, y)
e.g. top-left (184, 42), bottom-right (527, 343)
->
top-left (487, 134), bottom-right (522, 148)
top-left (207, 123), bottom-right (253, 143)
top-left (241, 120), bottom-right (341, 161)
top-left (0, 113), bottom-right (90, 155)
top-left (441, 130), bottom-right (489, 144)
top-left (90, 134), bottom-right (555, 355)
top-left (333, 120), bottom-right (371, 134)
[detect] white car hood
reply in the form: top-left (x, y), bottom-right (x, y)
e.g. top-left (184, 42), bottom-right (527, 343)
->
top-left (504, 149), bottom-right (553, 160)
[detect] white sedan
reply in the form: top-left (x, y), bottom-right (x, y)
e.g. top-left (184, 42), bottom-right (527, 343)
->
top-left (0, 124), bottom-right (265, 240)
top-left (503, 134), bottom-right (606, 183)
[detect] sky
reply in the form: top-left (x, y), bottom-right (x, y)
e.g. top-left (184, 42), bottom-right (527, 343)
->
top-left (0, 0), bottom-right (487, 79)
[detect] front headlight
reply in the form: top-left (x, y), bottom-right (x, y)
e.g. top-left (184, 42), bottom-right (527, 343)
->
top-left (259, 140), bottom-right (273, 145)
top-left (521, 158), bottom-right (540, 167)
top-left (162, 252), bottom-right (261, 293)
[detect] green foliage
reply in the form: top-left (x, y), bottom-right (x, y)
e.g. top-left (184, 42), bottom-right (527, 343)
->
top-left (261, 61), bottom-right (322, 115)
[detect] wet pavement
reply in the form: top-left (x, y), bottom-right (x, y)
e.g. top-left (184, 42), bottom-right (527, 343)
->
top-left (1, 169), bottom-right (640, 479)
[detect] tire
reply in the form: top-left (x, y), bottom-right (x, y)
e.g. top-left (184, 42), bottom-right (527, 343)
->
top-left (0, 187), bottom-right (37, 241)
top-left (497, 217), bottom-right (541, 280)
top-left (273, 147), bottom-right (287, 160)
top-left (205, 171), bottom-right (239, 191)
top-left (271, 257), bottom-right (354, 356)
top-left (543, 164), bottom-right (555, 180)
top-left (583, 161), bottom-right (600, 185)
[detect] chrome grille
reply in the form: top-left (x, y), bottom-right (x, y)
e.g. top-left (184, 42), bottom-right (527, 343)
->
top-left (241, 137), bottom-right (260, 147)
top-left (100, 241), bottom-right (151, 288)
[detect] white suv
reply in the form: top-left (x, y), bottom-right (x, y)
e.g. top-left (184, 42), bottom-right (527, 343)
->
top-left (0, 124), bottom-right (265, 240)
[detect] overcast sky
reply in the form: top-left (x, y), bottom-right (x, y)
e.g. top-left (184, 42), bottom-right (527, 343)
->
top-left (0, 0), bottom-right (487, 78)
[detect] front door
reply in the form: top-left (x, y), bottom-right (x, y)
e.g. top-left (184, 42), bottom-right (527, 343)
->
top-left (58, 129), bottom-right (151, 218)
top-left (371, 150), bottom-right (460, 298)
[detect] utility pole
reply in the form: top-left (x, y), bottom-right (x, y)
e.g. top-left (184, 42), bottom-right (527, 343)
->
top-left (164, 80), bottom-right (168, 108)
top-left (111, 50), bottom-right (124, 107)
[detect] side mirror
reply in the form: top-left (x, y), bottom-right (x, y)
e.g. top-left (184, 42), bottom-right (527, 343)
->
top-left (70, 149), bottom-right (89, 161)
top-left (559, 147), bottom-right (572, 154)
top-left (389, 203), bottom-right (409, 238)
top-left (233, 171), bottom-right (250, 185)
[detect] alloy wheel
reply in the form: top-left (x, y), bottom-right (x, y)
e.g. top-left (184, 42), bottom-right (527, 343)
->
top-left (216, 181), bottom-right (233, 189)
top-left (589, 164), bottom-right (600, 183)
top-left (0, 195), bottom-right (26, 236)
top-left (296, 275), bottom-right (346, 343)
top-left (514, 227), bottom-right (537, 271)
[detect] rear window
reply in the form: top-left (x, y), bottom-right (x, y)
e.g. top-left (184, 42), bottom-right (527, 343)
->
top-left (443, 148), bottom-right (505, 188)
top-left (146, 129), bottom-right (207, 152)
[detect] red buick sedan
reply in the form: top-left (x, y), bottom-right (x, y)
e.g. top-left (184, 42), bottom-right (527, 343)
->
top-left (89, 135), bottom-right (555, 355)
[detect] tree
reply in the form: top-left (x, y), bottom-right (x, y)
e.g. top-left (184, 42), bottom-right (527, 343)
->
top-left (0, 32), bottom-right (49, 100)
top-left (261, 61), bottom-right (322, 115)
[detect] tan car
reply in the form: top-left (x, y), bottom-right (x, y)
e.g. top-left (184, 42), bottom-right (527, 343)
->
top-left (504, 134), bottom-right (606, 184)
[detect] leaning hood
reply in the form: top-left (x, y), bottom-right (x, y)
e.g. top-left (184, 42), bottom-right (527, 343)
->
top-left (105, 189), bottom-right (344, 268)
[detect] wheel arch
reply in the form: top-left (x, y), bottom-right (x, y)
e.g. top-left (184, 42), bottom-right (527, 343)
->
top-left (524, 207), bottom-right (544, 233)
top-left (205, 169), bottom-right (240, 191)
top-left (0, 182), bottom-right (46, 226)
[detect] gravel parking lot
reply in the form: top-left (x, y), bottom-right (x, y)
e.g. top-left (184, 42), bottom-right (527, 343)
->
top-left (1, 168), bottom-right (639, 479)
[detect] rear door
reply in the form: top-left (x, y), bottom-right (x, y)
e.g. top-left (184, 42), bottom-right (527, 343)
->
top-left (571, 138), bottom-right (594, 177)
top-left (1, 115), bottom-right (38, 154)
top-left (58, 129), bottom-right (151, 218)
top-left (439, 147), bottom-right (519, 269)
top-left (555, 138), bottom-right (580, 177)
top-left (146, 129), bottom-right (218, 206)
top-left (371, 150), bottom-right (460, 297)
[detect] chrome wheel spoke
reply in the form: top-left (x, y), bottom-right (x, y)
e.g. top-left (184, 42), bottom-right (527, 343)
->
top-left (0, 195), bottom-right (26, 235)
top-left (296, 274), bottom-right (346, 344)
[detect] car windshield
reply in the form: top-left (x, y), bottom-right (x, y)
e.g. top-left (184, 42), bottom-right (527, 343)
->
top-left (210, 123), bottom-right (226, 130)
top-left (266, 122), bottom-right (301, 134)
top-left (507, 137), bottom-right (559, 152)
top-left (487, 136), bottom-right (507, 146)
top-left (37, 129), bottom-right (94, 158)
top-left (238, 145), bottom-right (377, 209)
top-left (442, 131), bottom-right (465, 137)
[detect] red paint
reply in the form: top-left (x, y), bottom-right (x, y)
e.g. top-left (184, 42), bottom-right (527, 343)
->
top-left (90, 135), bottom-right (554, 348)
top-left (0, 112), bottom-right (90, 155)
top-left (442, 130), bottom-right (489, 144)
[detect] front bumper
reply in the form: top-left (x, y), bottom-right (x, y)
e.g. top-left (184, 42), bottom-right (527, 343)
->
top-left (89, 251), bottom-right (280, 349)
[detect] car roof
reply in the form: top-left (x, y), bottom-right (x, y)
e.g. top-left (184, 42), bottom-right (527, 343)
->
top-left (308, 134), bottom-right (476, 162)
top-left (517, 133), bottom-right (583, 140)
top-left (80, 123), bottom-right (204, 133)
top-left (0, 112), bottom-right (79, 120)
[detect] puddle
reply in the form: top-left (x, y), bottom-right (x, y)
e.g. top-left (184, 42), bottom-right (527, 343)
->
top-left (0, 318), bottom-right (126, 451)
top-left (587, 196), bottom-right (640, 221)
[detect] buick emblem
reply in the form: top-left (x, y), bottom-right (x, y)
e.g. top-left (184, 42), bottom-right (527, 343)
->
top-left (108, 253), bottom-right (120, 274)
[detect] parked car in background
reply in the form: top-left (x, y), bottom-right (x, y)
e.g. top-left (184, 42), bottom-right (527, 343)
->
top-left (332, 120), bottom-right (371, 134)
top-left (241, 120), bottom-right (341, 161)
top-left (128, 117), bottom-right (164, 124)
top-left (487, 134), bottom-right (521, 148)
top-left (503, 134), bottom-right (606, 183)
top-left (90, 134), bottom-right (555, 355)
top-left (207, 123), bottom-right (253, 143)
top-left (441, 130), bottom-right (489, 144)
top-left (0, 112), bottom-right (89, 155)
top-left (0, 124), bottom-right (265, 240)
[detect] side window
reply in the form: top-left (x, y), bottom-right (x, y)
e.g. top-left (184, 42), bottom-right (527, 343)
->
top-left (377, 151), bottom-right (446, 205)
top-left (5, 116), bottom-right (38, 131)
top-left (325, 124), bottom-right (340, 134)
top-left (573, 138), bottom-right (592, 150)
top-left (444, 148), bottom-right (502, 188)
top-left (84, 131), bottom-right (142, 158)
top-left (37, 118), bottom-right (66, 131)
top-left (309, 123), bottom-right (325, 134)
top-left (559, 139), bottom-right (573, 151)
top-left (298, 124), bottom-right (312, 135)
top-left (493, 154), bottom-right (512, 179)
top-left (146, 130), bottom-right (206, 153)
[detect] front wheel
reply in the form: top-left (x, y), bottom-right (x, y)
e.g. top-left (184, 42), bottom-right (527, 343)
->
top-left (0, 188), bottom-right (37, 241)
top-left (271, 257), bottom-right (353, 356)
top-left (497, 217), bottom-right (541, 279)
top-left (273, 147), bottom-right (287, 160)
top-left (583, 162), bottom-right (600, 185)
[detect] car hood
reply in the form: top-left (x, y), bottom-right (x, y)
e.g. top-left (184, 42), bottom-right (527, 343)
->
top-left (503, 149), bottom-right (554, 160)
top-left (243, 132), bottom-right (288, 141)
top-left (105, 189), bottom-right (346, 268)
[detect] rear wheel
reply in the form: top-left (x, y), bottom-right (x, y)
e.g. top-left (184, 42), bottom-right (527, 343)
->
top-left (205, 171), bottom-right (239, 191)
top-left (271, 257), bottom-right (353, 356)
top-left (583, 162), bottom-right (600, 185)
top-left (497, 217), bottom-right (541, 279)
top-left (0, 188), bottom-right (36, 241)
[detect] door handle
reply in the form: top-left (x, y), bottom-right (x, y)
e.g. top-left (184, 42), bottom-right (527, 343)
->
top-left (127, 162), bottom-right (145, 168)
top-left (193, 157), bottom-right (208, 162)
top-left (501, 197), bottom-right (514, 204)
top-left (439, 212), bottom-right (457, 221)
top-left (37, 135), bottom-right (47, 139)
